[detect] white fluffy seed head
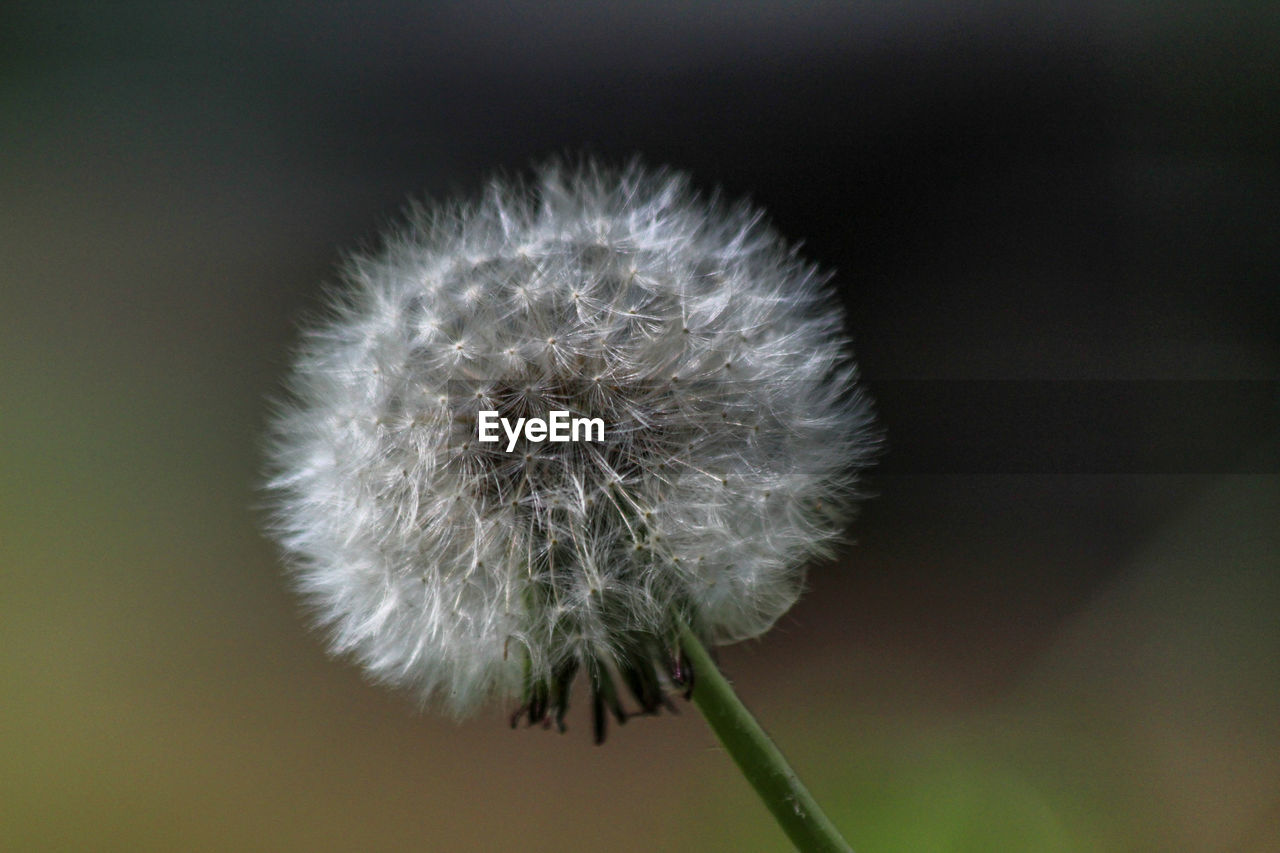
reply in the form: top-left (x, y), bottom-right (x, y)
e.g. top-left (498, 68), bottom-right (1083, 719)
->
top-left (265, 159), bottom-right (877, 720)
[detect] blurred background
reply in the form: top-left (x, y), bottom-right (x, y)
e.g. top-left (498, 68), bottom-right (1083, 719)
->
top-left (2, 3), bottom-right (1277, 850)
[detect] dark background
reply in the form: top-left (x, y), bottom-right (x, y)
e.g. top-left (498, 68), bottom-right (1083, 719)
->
top-left (3, 3), bottom-right (1277, 850)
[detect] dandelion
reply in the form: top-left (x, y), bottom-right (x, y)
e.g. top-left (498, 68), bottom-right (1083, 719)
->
top-left (266, 159), bottom-right (874, 850)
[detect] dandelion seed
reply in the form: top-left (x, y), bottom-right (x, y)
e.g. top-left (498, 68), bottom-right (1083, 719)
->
top-left (264, 158), bottom-right (876, 740)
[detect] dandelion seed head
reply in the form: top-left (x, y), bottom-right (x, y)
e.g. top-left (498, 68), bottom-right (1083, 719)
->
top-left (265, 159), bottom-right (876, 727)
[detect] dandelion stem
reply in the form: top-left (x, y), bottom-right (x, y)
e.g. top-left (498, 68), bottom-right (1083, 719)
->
top-left (677, 619), bottom-right (853, 853)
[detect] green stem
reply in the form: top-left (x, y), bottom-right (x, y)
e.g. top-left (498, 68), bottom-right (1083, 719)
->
top-left (677, 620), bottom-right (853, 853)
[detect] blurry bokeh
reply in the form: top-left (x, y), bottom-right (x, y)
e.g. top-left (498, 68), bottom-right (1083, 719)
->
top-left (2, 3), bottom-right (1277, 850)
